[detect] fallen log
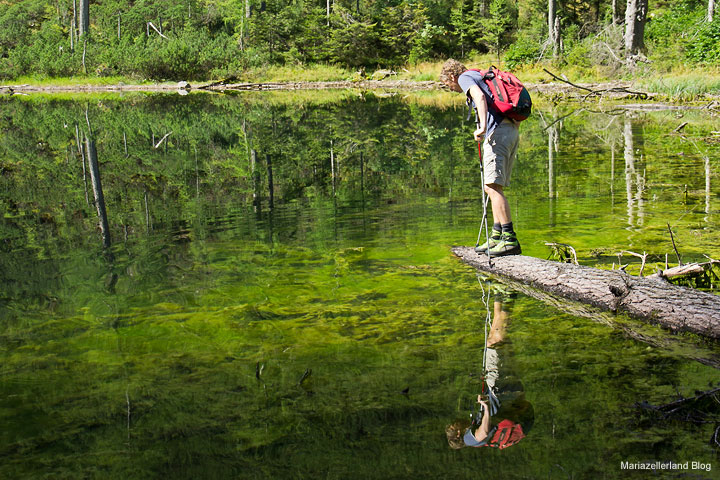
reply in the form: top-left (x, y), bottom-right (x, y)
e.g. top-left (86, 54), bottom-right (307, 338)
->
top-left (481, 269), bottom-right (720, 368)
top-left (452, 248), bottom-right (720, 339)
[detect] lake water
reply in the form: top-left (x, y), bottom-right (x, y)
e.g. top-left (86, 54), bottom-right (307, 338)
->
top-left (1, 92), bottom-right (718, 479)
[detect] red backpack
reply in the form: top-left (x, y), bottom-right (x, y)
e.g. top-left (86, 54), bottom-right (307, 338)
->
top-left (485, 419), bottom-right (526, 449)
top-left (467, 67), bottom-right (532, 122)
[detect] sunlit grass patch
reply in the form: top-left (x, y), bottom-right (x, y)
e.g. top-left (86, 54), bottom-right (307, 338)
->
top-left (4, 75), bottom-right (152, 86)
top-left (243, 64), bottom-right (354, 83)
top-left (637, 73), bottom-right (720, 100)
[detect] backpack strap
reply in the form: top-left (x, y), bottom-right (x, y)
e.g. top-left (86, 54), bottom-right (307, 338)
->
top-left (462, 69), bottom-right (486, 121)
top-left (466, 96), bottom-right (474, 121)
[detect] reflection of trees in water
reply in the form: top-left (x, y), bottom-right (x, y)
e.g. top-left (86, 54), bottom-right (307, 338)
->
top-left (706, 154), bottom-right (711, 220)
top-left (548, 120), bottom-right (559, 199)
top-left (623, 114), bottom-right (646, 228)
top-left (2, 96), bottom-right (717, 255)
top-left (79, 110), bottom-right (112, 251)
top-left (538, 108), bottom-right (563, 227)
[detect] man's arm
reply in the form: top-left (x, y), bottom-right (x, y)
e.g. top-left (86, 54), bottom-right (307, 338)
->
top-left (474, 399), bottom-right (491, 443)
top-left (468, 84), bottom-right (488, 142)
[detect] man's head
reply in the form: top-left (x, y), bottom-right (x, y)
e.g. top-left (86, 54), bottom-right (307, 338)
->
top-left (439, 59), bottom-right (467, 93)
top-left (445, 419), bottom-right (471, 449)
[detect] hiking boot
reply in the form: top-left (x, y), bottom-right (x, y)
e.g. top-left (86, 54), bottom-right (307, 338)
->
top-left (487, 233), bottom-right (522, 257)
top-left (475, 229), bottom-right (502, 254)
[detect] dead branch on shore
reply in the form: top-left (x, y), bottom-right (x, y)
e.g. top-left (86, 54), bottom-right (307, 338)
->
top-left (673, 121), bottom-right (689, 133)
top-left (147, 22), bottom-right (168, 39)
top-left (667, 223), bottom-right (683, 265)
top-left (542, 68), bottom-right (649, 100)
top-left (547, 236), bottom-right (719, 287)
top-left (153, 131), bottom-right (172, 149)
top-left (545, 242), bottom-right (579, 265)
top-left (618, 250), bottom-right (648, 276)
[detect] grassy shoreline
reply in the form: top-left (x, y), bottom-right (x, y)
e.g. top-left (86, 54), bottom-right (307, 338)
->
top-left (4, 59), bottom-right (720, 101)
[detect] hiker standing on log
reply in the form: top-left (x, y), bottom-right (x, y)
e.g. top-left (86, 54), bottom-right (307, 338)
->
top-left (440, 59), bottom-right (523, 257)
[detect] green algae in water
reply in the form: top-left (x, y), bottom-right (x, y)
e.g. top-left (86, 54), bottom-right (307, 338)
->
top-left (0, 94), bottom-right (719, 479)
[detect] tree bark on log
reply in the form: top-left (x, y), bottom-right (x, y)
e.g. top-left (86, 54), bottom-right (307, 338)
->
top-left (452, 248), bottom-right (720, 339)
top-left (470, 262), bottom-right (720, 368)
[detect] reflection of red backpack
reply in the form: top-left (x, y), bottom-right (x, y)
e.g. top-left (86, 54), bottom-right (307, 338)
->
top-left (486, 419), bottom-right (525, 449)
top-left (466, 67), bottom-right (532, 122)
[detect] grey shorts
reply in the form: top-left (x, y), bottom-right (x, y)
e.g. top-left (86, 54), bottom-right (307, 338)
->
top-left (482, 119), bottom-right (520, 187)
top-left (484, 347), bottom-right (499, 390)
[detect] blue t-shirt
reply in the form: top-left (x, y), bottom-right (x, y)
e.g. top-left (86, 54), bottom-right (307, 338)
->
top-left (463, 425), bottom-right (498, 447)
top-left (458, 70), bottom-right (504, 135)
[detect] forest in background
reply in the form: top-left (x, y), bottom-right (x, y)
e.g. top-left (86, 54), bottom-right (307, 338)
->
top-left (0, 0), bottom-right (718, 82)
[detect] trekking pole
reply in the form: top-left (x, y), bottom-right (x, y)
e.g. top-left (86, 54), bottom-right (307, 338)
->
top-left (473, 108), bottom-right (493, 266)
top-left (477, 276), bottom-right (495, 414)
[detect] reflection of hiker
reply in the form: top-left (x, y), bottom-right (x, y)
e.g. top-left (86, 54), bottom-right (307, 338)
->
top-left (445, 296), bottom-right (534, 449)
top-left (439, 59), bottom-right (521, 257)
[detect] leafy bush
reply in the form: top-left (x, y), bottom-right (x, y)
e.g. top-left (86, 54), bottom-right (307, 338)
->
top-left (6, 22), bottom-right (78, 78)
top-left (328, 9), bottom-right (381, 67)
top-left (504, 36), bottom-right (542, 69)
top-left (131, 27), bottom-right (241, 80)
top-left (686, 19), bottom-right (720, 64)
top-left (561, 24), bottom-right (593, 68)
top-left (380, 4), bottom-right (429, 66)
top-left (645, 1), bottom-right (706, 66)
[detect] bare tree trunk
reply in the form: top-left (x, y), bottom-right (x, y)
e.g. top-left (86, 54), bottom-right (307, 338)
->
top-left (624, 116), bottom-right (646, 226)
top-left (85, 115), bottom-right (111, 249)
top-left (266, 155), bottom-right (274, 210)
top-left (704, 154), bottom-right (711, 222)
top-left (548, 123), bottom-right (558, 198)
top-left (82, 38), bottom-right (87, 74)
top-left (330, 140), bottom-right (336, 197)
top-left (144, 189), bottom-right (151, 232)
top-left (548, 0), bottom-right (560, 58)
top-left (195, 146), bottom-right (200, 197)
top-left (612, 0), bottom-right (621, 24)
top-left (624, 0), bottom-right (647, 57)
top-left (72, 0), bottom-right (78, 45)
top-left (623, 116), bottom-right (635, 226)
top-left (709, 0), bottom-right (715, 22)
top-left (79, 0), bottom-right (89, 37)
top-left (75, 123), bottom-right (90, 207)
top-left (251, 149), bottom-right (260, 212)
top-left (610, 143), bottom-right (616, 205)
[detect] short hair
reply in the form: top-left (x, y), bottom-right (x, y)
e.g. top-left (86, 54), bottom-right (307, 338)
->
top-left (439, 59), bottom-right (467, 83)
top-left (445, 419), bottom-right (471, 449)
